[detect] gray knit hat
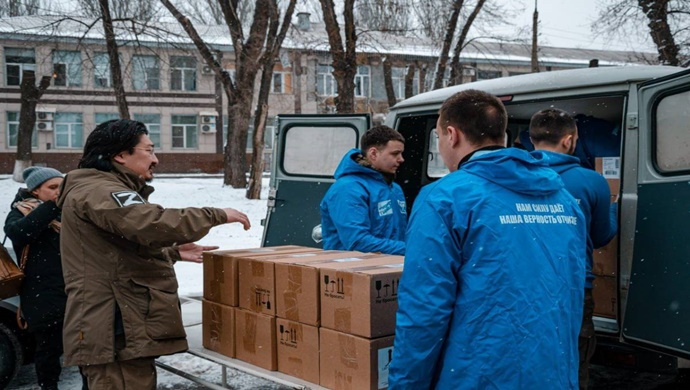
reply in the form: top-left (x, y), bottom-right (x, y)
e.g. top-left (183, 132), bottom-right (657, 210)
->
top-left (23, 166), bottom-right (63, 191)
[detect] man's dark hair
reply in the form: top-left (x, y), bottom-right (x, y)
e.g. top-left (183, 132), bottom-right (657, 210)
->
top-left (438, 89), bottom-right (507, 145)
top-left (78, 119), bottom-right (149, 171)
top-left (360, 125), bottom-right (405, 153)
top-left (529, 108), bottom-right (577, 145)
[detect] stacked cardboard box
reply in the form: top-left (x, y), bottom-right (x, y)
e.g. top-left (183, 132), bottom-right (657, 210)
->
top-left (201, 245), bottom-right (316, 364)
top-left (203, 247), bottom-right (404, 389)
top-left (593, 157), bottom-right (620, 319)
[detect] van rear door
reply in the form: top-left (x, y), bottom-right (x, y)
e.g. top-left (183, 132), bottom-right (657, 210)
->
top-left (261, 114), bottom-right (371, 248)
top-left (621, 68), bottom-right (690, 358)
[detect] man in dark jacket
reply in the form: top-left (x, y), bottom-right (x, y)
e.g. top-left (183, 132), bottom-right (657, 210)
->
top-left (57, 119), bottom-right (250, 389)
top-left (389, 90), bottom-right (586, 389)
top-left (320, 125), bottom-right (407, 255)
top-left (530, 108), bottom-right (618, 389)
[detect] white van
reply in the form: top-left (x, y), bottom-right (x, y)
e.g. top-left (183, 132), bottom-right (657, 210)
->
top-left (262, 65), bottom-right (690, 368)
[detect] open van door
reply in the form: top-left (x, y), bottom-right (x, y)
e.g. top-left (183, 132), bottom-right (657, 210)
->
top-left (621, 68), bottom-right (690, 359)
top-left (261, 114), bottom-right (371, 248)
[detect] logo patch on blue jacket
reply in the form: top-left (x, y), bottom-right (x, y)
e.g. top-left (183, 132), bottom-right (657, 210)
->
top-left (398, 200), bottom-right (407, 215)
top-left (111, 191), bottom-right (146, 207)
top-left (378, 200), bottom-right (393, 216)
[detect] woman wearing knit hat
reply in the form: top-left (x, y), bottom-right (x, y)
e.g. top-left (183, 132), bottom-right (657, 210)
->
top-left (3, 166), bottom-right (83, 390)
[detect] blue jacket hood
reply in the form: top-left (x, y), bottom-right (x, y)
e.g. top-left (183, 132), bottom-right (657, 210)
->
top-left (463, 148), bottom-right (564, 196)
top-left (531, 150), bottom-right (582, 175)
top-left (333, 148), bottom-right (383, 181)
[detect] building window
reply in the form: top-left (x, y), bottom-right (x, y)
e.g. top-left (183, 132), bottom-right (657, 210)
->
top-left (354, 65), bottom-right (370, 97)
top-left (54, 112), bottom-right (83, 149)
top-left (94, 113), bottom-right (120, 125)
top-left (171, 115), bottom-right (197, 149)
top-left (134, 114), bottom-right (161, 147)
top-left (93, 52), bottom-right (111, 88)
top-left (5, 47), bottom-right (35, 86)
top-left (6, 112), bottom-right (37, 148)
top-left (316, 64), bottom-right (337, 96)
top-left (132, 55), bottom-right (160, 90)
top-left (170, 56), bottom-right (196, 91)
top-left (477, 70), bottom-right (502, 80)
top-left (271, 71), bottom-right (292, 94)
top-left (52, 50), bottom-right (82, 87)
top-left (392, 67), bottom-right (419, 100)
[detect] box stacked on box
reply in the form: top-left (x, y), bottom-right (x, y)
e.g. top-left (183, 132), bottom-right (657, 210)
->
top-left (593, 157), bottom-right (620, 319)
top-left (202, 246), bottom-right (404, 389)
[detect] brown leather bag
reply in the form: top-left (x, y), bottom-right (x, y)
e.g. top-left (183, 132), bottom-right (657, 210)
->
top-left (0, 238), bottom-right (25, 300)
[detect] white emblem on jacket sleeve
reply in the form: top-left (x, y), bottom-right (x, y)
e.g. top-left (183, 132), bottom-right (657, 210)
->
top-left (378, 200), bottom-right (393, 216)
top-left (111, 191), bottom-right (146, 207)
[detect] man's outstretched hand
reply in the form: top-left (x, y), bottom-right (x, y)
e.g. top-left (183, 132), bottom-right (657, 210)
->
top-left (178, 243), bottom-right (220, 263)
top-left (222, 208), bottom-right (251, 230)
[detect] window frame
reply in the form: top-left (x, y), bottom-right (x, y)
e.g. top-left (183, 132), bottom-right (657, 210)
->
top-left (54, 112), bottom-right (83, 149)
top-left (4, 47), bottom-right (36, 86)
top-left (131, 55), bottom-right (160, 91)
top-left (170, 56), bottom-right (197, 91)
top-left (316, 64), bottom-right (337, 96)
top-left (171, 115), bottom-right (198, 149)
top-left (52, 50), bottom-right (82, 87)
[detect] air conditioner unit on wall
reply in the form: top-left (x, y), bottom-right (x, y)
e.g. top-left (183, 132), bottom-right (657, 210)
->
top-left (462, 67), bottom-right (476, 77)
top-left (201, 65), bottom-right (214, 75)
top-left (199, 111), bottom-right (218, 133)
top-left (36, 107), bottom-right (56, 132)
top-left (37, 120), bottom-right (53, 132)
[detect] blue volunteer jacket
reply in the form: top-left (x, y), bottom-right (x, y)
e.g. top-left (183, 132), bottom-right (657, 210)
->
top-left (534, 150), bottom-right (618, 288)
top-left (389, 148), bottom-right (586, 389)
top-left (320, 148), bottom-right (407, 255)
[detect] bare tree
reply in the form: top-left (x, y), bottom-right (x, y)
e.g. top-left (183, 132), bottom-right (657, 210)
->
top-left (160, 0), bottom-right (296, 189)
top-left (595, 0), bottom-right (689, 66)
top-left (77, 0), bottom-right (159, 20)
top-left (382, 57), bottom-right (398, 107)
top-left (181, 0), bottom-right (254, 27)
top-left (248, 0), bottom-right (297, 199)
top-left (0, 0), bottom-right (40, 17)
top-left (355, 0), bottom-right (411, 33)
top-left (98, 0), bottom-right (129, 118)
top-left (320, 0), bottom-right (358, 113)
top-left (13, 70), bottom-right (51, 181)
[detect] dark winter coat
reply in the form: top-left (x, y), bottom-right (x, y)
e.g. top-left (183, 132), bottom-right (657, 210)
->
top-left (4, 189), bottom-right (66, 332)
top-left (56, 163), bottom-right (228, 366)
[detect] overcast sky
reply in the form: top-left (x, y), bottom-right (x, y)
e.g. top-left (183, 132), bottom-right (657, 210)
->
top-left (494, 0), bottom-right (656, 52)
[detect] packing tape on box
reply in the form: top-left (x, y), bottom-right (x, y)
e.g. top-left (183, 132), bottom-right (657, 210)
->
top-left (334, 308), bottom-right (352, 333)
top-left (338, 333), bottom-right (359, 369)
top-left (209, 304), bottom-right (223, 348)
top-left (284, 266), bottom-right (302, 321)
top-left (243, 312), bottom-right (257, 353)
top-left (251, 260), bottom-right (265, 276)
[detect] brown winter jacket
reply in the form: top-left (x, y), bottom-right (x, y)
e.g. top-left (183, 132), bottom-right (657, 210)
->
top-left (56, 164), bottom-right (227, 366)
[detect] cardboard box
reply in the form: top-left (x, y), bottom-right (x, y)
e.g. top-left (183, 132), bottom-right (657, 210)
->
top-left (595, 157), bottom-right (620, 203)
top-left (238, 250), bottom-right (378, 316)
top-left (594, 157), bottom-right (621, 277)
top-left (320, 260), bottom-right (404, 338)
top-left (203, 245), bottom-right (315, 306)
top-left (319, 327), bottom-right (395, 390)
top-left (593, 275), bottom-right (617, 319)
top-left (202, 299), bottom-right (235, 358)
top-left (275, 254), bottom-right (399, 326)
top-left (234, 308), bottom-right (277, 370)
top-left (276, 318), bottom-right (320, 384)
top-left (593, 235), bottom-right (618, 276)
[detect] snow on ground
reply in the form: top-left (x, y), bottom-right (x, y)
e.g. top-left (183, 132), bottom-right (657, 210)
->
top-left (1, 174), bottom-right (290, 389)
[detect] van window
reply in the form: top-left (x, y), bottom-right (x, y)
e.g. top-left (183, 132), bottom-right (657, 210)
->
top-left (282, 125), bottom-right (358, 176)
top-left (428, 130), bottom-right (450, 178)
top-left (655, 89), bottom-right (690, 173)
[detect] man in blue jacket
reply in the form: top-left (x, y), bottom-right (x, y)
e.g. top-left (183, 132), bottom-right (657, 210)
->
top-left (320, 125), bottom-right (407, 255)
top-left (389, 90), bottom-right (587, 389)
top-left (530, 108), bottom-right (618, 389)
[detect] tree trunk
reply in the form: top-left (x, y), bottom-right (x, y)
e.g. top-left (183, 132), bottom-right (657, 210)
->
top-left (320, 0), bottom-right (357, 113)
top-left (419, 63), bottom-right (428, 93)
top-left (382, 59), bottom-right (397, 108)
top-left (247, 104), bottom-right (268, 199)
top-left (404, 64), bottom-right (415, 98)
top-left (433, 0), bottom-right (463, 90)
top-left (13, 70), bottom-right (50, 182)
top-left (638, 0), bottom-right (680, 66)
top-left (99, 0), bottom-right (129, 119)
top-left (449, 0), bottom-right (485, 85)
top-left (224, 92), bottom-right (253, 188)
